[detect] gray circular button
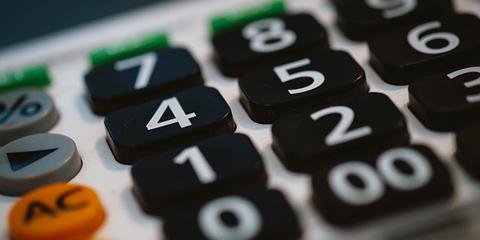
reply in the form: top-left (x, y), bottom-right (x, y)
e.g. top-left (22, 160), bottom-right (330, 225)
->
top-left (0, 89), bottom-right (59, 145)
top-left (0, 133), bottom-right (82, 196)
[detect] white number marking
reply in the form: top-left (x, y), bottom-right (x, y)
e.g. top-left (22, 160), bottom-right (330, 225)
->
top-left (366, 0), bottom-right (416, 18)
top-left (407, 21), bottom-right (460, 55)
top-left (243, 18), bottom-right (296, 53)
top-left (274, 58), bottom-right (325, 95)
top-left (174, 146), bottom-right (216, 184)
top-left (146, 97), bottom-right (196, 130)
top-left (115, 52), bottom-right (157, 89)
top-left (447, 67), bottom-right (480, 103)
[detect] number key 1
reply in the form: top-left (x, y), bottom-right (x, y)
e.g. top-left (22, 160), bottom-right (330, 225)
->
top-left (85, 47), bottom-right (203, 115)
top-left (369, 13), bottom-right (480, 85)
top-left (131, 133), bottom-right (266, 215)
top-left (240, 49), bottom-right (368, 123)
top-left (272, 93), bottom-right (409, 173)
top-left (105, 86), bottom-right (236, 164)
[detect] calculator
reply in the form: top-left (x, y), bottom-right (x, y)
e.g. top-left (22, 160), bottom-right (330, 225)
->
top-left (1, 0), bottom-right (480, 239)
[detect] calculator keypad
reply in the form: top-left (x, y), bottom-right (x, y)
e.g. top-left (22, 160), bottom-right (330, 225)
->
top-left (105, 86), bottom-right (236, 164)
top-left (312, 145), bottom-right (453, 226)
top-left (212, 13), bottom-right (329, 77)
top-left (131, 133), bottom-right (266, 215)
top-left (369, 14), bottom-right (480, 85)
top-left (239, 50), bottom-right (368, 123)
top-left (272, 93), bottom-right (409, 173)
top-left (85, 48), bottom-right (203, 115)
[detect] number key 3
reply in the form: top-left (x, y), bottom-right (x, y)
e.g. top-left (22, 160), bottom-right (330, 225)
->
top-left (240, 49), bottom-right (368, 123)
top-left (85, 47), bottom-right (203, 115)
top-left (409, 61), bottom-right (480, 131)
top-left (212, 13), bottom-right (328, 77)
top-left (105, 86), bottom-right (236, 164)
top-left (272, 93), bottom-right (409, 173)
top-left (312, 145), bottom-right (453, 226)
top-left (369, 14), bottom-right (480, 85)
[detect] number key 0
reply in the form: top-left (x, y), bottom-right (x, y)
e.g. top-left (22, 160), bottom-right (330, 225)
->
top-left (369, 13), bottom-right (480, 85)
top-left (272, 93), bottom-right (409, 173)
top-left (85, 47), bottom-right (203, 115)
top-left (105, 86), bottom-right (236, 164)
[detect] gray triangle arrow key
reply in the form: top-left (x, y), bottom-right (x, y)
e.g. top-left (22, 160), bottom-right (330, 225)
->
top-left (0, 133), bottom-right (82, 196)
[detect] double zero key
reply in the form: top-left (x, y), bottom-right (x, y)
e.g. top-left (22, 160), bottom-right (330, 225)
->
top-left (272, 93), bottom-right (409, 173)
top-left (212, 13), bottom-right (328, 77)
top-left (131, 133), bottom-right (266, 215)
top-left (85, 47), bottom-right (203, 115)
top-left (312, 145), bottom-right (453, 226)
top-left (369, 13), bottom-right (480, 85)
top-left (105, 86), bottom-right (236, 164)
top-left (240, 49), bottom-right (368, 123)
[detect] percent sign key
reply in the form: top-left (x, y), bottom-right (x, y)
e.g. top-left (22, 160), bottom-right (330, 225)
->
top-left (0, 89), bottom-right (59, 145)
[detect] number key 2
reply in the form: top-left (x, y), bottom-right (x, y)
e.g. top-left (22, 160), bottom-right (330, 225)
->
top-left (212, 13), bottom-right (328, 77)
top-left (131, 133), bottom-right (266, 215)
top-left (272, 93), bottom-right (409, 173)
top-left (105, 86), bottom-right (236, 164)
top-left (85, 47), bottom-right (203, 115)
top-left (312, 145), bottom-right (453, 226)
top-left (409, 61), bottom-right (480, 131)
top-left (331, 0), bottom-right (453, 40)
top-left (369, 13), bottom-right (480, 85)
top-left (240, 49), bottom-right (368, 123)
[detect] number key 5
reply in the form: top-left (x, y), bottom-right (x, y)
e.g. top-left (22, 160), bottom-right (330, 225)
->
top-left (239, 49), bottom-right (368, 123)
top-left (85, 48), bottom-right (203, 115)
top-left (105, 86), bottom-right (236, 164)
top-left (369, 14), bottom-right (480, 85)
top-left (212, 13), bottom-right (329, 77)
top-left (272, 93), bottom-right (409, 173)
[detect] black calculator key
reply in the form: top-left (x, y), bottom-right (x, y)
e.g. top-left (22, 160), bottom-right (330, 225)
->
top-left (239, 50), bottom-right (368, 123)
top-left (369, 14), bottom-right (480, 85)
top-left (331, 0), bottom-right (453, 40)
top-left (85, 47), bottom-right (203, 115)
top-left (272, 93), bottom-right (409, 173)
top-left (312, 145), bottom-right (453, 226)
top-left (163, 189), bottom-right (302, 240)
top-left (409, 63), bottom-right (480, 131)
top-left (105, 86), bottom-right (236, 164)
top-left (212, 13), bottom-right (329, 77)
top-left (456, 125), bottom-right (480, 180)
top-left (131, 133), bottom-right (267, 215)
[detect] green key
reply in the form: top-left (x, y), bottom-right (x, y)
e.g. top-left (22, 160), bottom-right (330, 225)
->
top-left (89, 31), bottom-right (169, 67)
top-left (209, 0), bottom-right (287, 35)
top-left (0, 65), bottom-right (51, 93)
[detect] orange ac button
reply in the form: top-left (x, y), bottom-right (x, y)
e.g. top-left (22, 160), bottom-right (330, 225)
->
top-left (9, 183), bottom-right (106, 240)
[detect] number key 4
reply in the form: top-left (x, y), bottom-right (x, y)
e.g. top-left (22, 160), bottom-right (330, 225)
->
top-left (85, 47), bottom-right (203, 115)
top-left (240, 49), bottom-right (368, 123)
top-left (212, 13), bottom-right (328, 77)
top-left (369, 14), bottom-right (480, 85)
top-left (105, 86), bottom-right (236, 164)
top-left (272, 93), bottom-right (409, 173)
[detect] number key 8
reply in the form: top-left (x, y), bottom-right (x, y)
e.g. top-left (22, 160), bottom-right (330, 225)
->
top-left (212, 13), bottom-right (329, 77)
